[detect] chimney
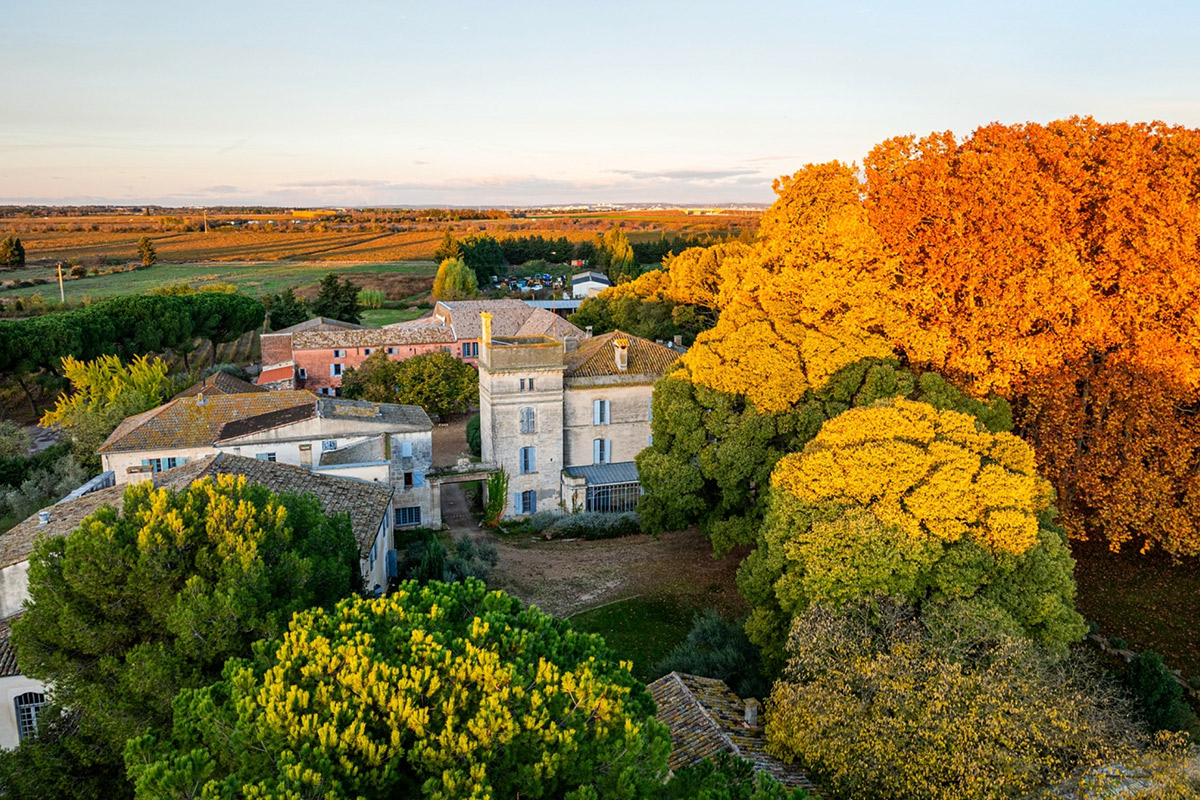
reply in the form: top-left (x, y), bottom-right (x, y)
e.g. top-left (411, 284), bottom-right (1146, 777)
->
top-left (196, 392), bottom-right (206, 406)
top-left (564, 334), bottom-right (579, 353)
top-left (37, 509), bottom-right (50, 526)
top-left (613, 338), bottom-right (629, 372)
top-left (673, 334), bottom-right (683, 348)
top-left (480, 311), bottom-right (493, 345)
top-left (744, 698), bottom-right (760, 727)
top-left (585, 325), bottom-right (593, 338)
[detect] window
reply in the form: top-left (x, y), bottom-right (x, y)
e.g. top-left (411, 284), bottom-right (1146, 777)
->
top-left (520, 406), bottom-right (536, 434)
top-left (395, 506), bottom-right (422, 526)
top-left (322, 440), bottom-right (337, 451)
top-left (14, 692), bottom-right (45, 742)
top-left (333, 349), bottom-right (346, 359)
top-left (370, 538), bottom-right (378, 570)
top-left (649, 433), bottom-right (654, 446)
top-left (593, 398), bottom-right (610, 425)
top-left (593, 438), bottom-right (612, 465)
top-left (519, 378), bottom-right (526, 391)
top-left (165, 456), bottom-right (182, 470)
top-left (331, 363), bottom-right (343, 377)
top-left (256, 452), bottom-right (277, 462)
top-left (141, 458), bottom-right (163, 473)
top-left (648, 396), bottom-right (653, 421)
top-left (363, 348), bottom-right (374, 356)
top-left (386, 347), bottom-right (397, 355)
top-left (298, 367), bottom-right (308, 379)
top-left (519, 446), bottom-right (536, 474)
top-left (467, 341), bottom-right (479, 357)
top-left (529, 377), bottom-right (535, 391)
top-left (514, 490), bottom-right (537, 515)
top-left (404, 471), bottom-right (414, 488)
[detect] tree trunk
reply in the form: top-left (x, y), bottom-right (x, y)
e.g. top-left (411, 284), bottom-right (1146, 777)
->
top-left (15, 373), bottom-right (37, 417)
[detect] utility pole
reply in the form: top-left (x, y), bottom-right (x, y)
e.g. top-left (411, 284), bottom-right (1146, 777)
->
top-left (57, 262), bottom-right (65, 303)
top-left (203, 207), bottom-right (208, 234)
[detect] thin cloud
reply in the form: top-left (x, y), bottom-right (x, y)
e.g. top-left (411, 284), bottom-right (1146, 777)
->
top-left (609, 168), bottom-right (761, 181)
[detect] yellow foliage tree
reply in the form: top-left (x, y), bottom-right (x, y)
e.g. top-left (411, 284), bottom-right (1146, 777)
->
top-left (739, 399), bottom-right (1084, 666)
top-left (682, 163), bottom-right (899, 412)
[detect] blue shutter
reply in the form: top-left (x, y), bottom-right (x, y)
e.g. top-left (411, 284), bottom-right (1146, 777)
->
top-left (606, 440), bottom-right (612, 463)
top-left (413, 471), bottom-right (424, 487)
top-left (513, 492), bottom-right (522, 514)
top-left (401, 441), bottom-right (413, 458)
top-left (330, 364), bottom-right (337, 377)
top-left (528, 490), bottom-right (537, 512)
top-left (593, 400), bottom-right (601, 425)
top-left (593, 439), bottom-right (601, 464)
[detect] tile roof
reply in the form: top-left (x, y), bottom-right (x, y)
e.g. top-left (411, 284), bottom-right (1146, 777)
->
top-left (648, 672), bottom-right (818, 793)
top-left (292, 326), bottom-right (455, 349)
top-left (564, 330), bottom-right (680, 379)
top-left (571, 271), bottom-right (611, 284)
top-left (216, 403), bottom-right (317, 442)
top-left (562, 461), bottom-right (640, 485)
top-left (515, 307), bottom-right (583, 339)
top-left (174, 371), bottom-right (265, 398)
top-left (268, 317), bottom-right (365, 334)
top-left (0, 615), bottom-right (20, 678)
top-left (257, 364), bottom-right (296, 385)
top-left (97, 391), bottom-right (316, 454)
top-left (0, 454), bottom-right (394, 570)
top-left (318, 397), bottom-right (432, 430)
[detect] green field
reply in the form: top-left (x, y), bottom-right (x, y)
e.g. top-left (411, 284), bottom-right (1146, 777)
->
top-left (360, 307), bottom-right (429, 327)
top-left (569, 595), bottom-right (710, 681)
top-left (0, 260), bottom-right (438, 302)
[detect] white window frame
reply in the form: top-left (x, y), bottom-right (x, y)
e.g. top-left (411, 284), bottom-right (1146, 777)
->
top-left (256, 452), bottom-right (277, 462)
top-left (395, 506), bottom-right (422, 527)
top-left (333, 349), bottom-right (346, 359)
top-left (14, 691), bottom-right (45, 742)
top-left (298, 367), bottom-right (308, 379)
top-left (386, 346), bottom-right (397, 355)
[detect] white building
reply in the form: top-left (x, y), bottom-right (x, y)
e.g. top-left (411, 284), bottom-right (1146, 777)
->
top-left (97, 393), bottom-right (435, 530)
top-left (478, 314), bottom-right (681, 517)
top-left (570, 271), bottom-right (613, 299)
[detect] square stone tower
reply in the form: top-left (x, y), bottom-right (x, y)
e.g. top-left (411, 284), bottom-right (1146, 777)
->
top-left (477, 312), bottom-right (566, 517)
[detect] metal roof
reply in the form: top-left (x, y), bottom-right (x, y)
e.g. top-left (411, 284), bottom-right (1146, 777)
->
top-left (562, 461), bottom-right (640, 485)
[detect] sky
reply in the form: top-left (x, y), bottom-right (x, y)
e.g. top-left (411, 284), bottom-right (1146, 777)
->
top-left (3, 0), bottom-right (1200, 206)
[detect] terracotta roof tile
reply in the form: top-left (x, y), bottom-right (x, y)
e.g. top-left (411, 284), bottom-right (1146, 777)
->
top-left (648, 672), bottom-right (818, 793)
top-left (268, 317), bottom-right (365, 334)
top-left (0, 615), bottom-right (22, 677)
top-left (0, 454), bottom-right (394, 570)
top-left (564, 330), bottom-right (680, 379)
top-left (173, 371), bottom-right (264, 398)
top-left (293, 326), bottom-right (455, 349)
top-left (97, 391), bottom-right (315, 454)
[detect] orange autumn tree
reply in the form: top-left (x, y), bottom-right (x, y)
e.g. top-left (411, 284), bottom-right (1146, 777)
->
top-left (864, 118), bottom-right (1200, 556)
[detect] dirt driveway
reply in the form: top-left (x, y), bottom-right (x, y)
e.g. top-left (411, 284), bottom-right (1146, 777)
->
top-left (429, 411), bottom-right (743, 618)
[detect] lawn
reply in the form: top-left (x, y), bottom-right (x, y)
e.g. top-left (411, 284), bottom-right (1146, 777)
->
top-left (569, 593), bottom-right (717, 681)
top-left (0, 260), bottom-right (437, 302)
top-left (1073, 539), bottom-right (1200, 680)
top-left (361, 307), bottom-right (429, 327)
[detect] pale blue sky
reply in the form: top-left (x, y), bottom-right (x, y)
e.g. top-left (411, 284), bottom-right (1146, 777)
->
top-left (3, 1), bottom-right (1198, 206)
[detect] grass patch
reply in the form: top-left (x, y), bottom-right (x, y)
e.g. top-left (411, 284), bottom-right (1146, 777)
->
top-left (569, 594), bottom-right (711, 681)
top-left (1, 261), bottom-right (436, 302)
top-left (361, 307), bottom-right (428, 327)
top-left (1073, 540), bottom-right (1200, 679)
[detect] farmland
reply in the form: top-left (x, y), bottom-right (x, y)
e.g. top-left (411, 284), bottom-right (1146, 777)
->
top-left (0, 260), bottom-right (439, 302)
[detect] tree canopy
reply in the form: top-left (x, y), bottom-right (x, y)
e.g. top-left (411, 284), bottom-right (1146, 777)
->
top-left (264, 286), bottom-right (310, 331)
top-left (666, 121), bottom-right (1200, 556)
top-left (764, 598), bottom-right (1176, 800)
top-left (136, 237), bottom-right (157, 268)
top-left (431, 257), bottom-right (479, 300)
top-left (0, 234), bottom-right (25, 268)
top-left (125, 579), bottom-right (671, 800)
top-left (739, 398), bottom-right (1084, 666)
top-left (309, 272), bottom-right (362, 324)
top-left (39, 354), bottom-right (173, 469)
top-left (342, 350), bottom-right (478, 417)
top-left (11, 475), bottom-right (360, 786)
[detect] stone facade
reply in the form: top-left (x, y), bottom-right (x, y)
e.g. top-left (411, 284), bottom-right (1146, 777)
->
top-left (478, 319), bottom-right (681, 518)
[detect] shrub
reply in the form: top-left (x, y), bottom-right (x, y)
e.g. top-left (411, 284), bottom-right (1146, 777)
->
top-left (1123, 650), bottom-right (1200, 736)
top-left (541, 511), bottom-right (641, 540)
top-left (654, 610), bottom-right (769, 699)
top-left (68, 264), bottom-right (87, 279)
top-left (357, 288), bottom-right (385, 309)
top-left (466, 413), bottom-right (481, 456)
